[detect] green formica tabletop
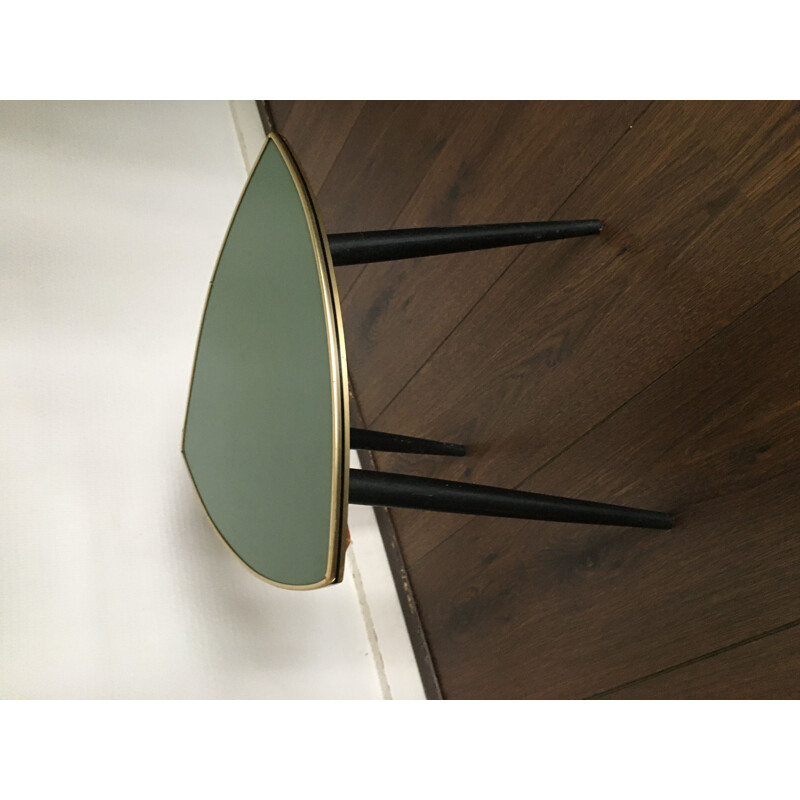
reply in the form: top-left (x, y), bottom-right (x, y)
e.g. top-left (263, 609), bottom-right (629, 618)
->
top-left (182, 133), bottom-right (349, 590)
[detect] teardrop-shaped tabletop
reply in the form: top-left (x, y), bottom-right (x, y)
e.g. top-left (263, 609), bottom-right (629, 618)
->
top-left (182, 133), bottom-right (348, 589)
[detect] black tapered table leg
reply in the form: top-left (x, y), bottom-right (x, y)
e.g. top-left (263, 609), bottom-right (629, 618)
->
top-left (328, 220), bottom-right (603, 266)
top-left (351, 427), bottom-right (466, 456)
top-left (348, 469), bottom-right (673, 530)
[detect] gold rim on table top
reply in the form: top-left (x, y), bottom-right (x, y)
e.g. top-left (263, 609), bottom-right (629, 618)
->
top-left (181, 131), bottom-right (349, 590)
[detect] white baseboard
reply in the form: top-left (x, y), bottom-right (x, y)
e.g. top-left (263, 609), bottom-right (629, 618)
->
top-left (228, 101), bottom-right (269, 170)
top-left (346, 453), bottom-right (426, 699)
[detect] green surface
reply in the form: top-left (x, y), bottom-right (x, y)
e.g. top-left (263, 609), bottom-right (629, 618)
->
top-left (183, 139), bottom-right (335, 587)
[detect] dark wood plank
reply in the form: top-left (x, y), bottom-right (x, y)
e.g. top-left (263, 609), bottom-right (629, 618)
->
top-left (275, 101), bottom-right (366, 201)
top-left (408, 271), bottom-right (800, 698)
top-left (317, 101), bottom-right (484, 302)
top-left (342, 101), bottom-right (650, 421)
top-left (266, 100), bottom-right (295, 132)
top-left (372, 101), bottom-right (800, 565)
top-left (598, 622), bottom-right (800, 699)
top-left (722, 100), bottom-right (800, 248)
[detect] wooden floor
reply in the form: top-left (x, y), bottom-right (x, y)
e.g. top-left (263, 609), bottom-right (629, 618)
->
top-left (269, 101), bottom-right (800, 699)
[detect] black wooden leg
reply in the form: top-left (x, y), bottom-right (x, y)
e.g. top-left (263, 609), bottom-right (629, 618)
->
top-left (348, 469), bottom-right (673, 530)
top-left (328, 220), bottom-right (603, 266)
top-left (351, 427), bottom-right (466, 456)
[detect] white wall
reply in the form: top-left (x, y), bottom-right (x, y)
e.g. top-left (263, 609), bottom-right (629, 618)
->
top-left (0, 100), bottom-right (423, 699)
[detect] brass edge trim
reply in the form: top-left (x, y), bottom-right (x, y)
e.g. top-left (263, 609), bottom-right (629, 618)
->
top-left (181, 133), bottom-right (348, 591)
top-left (270, 132), bottom-right (350, 587)
top-left (323, 198), bottom-right (350, 584)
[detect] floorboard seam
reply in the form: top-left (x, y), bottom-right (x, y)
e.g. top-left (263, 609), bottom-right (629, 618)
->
top-left (587, 616), bottom-right (800, 699)
top-left (547, 102), bottom-right (654, 219)
top-left (368, 102), bottom-right (655, 428)
top-left (409, 252), bottom-right (800, 569)
top-left (514, 268), bottom-right (800, 488)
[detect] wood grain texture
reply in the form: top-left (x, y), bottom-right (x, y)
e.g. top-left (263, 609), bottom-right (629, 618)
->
top-left (409, 271), bottom-right (800, 697)
top-left (373, 101), bottom-right (800, 566)
top-left (343, 101), bottom-right (650, 421)
top-left (272, 101), bottom-right (366, 200)
top-left (267, 101), bottom-right (295, 132)
top-left (598, 621), bottom-right (800, 699)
